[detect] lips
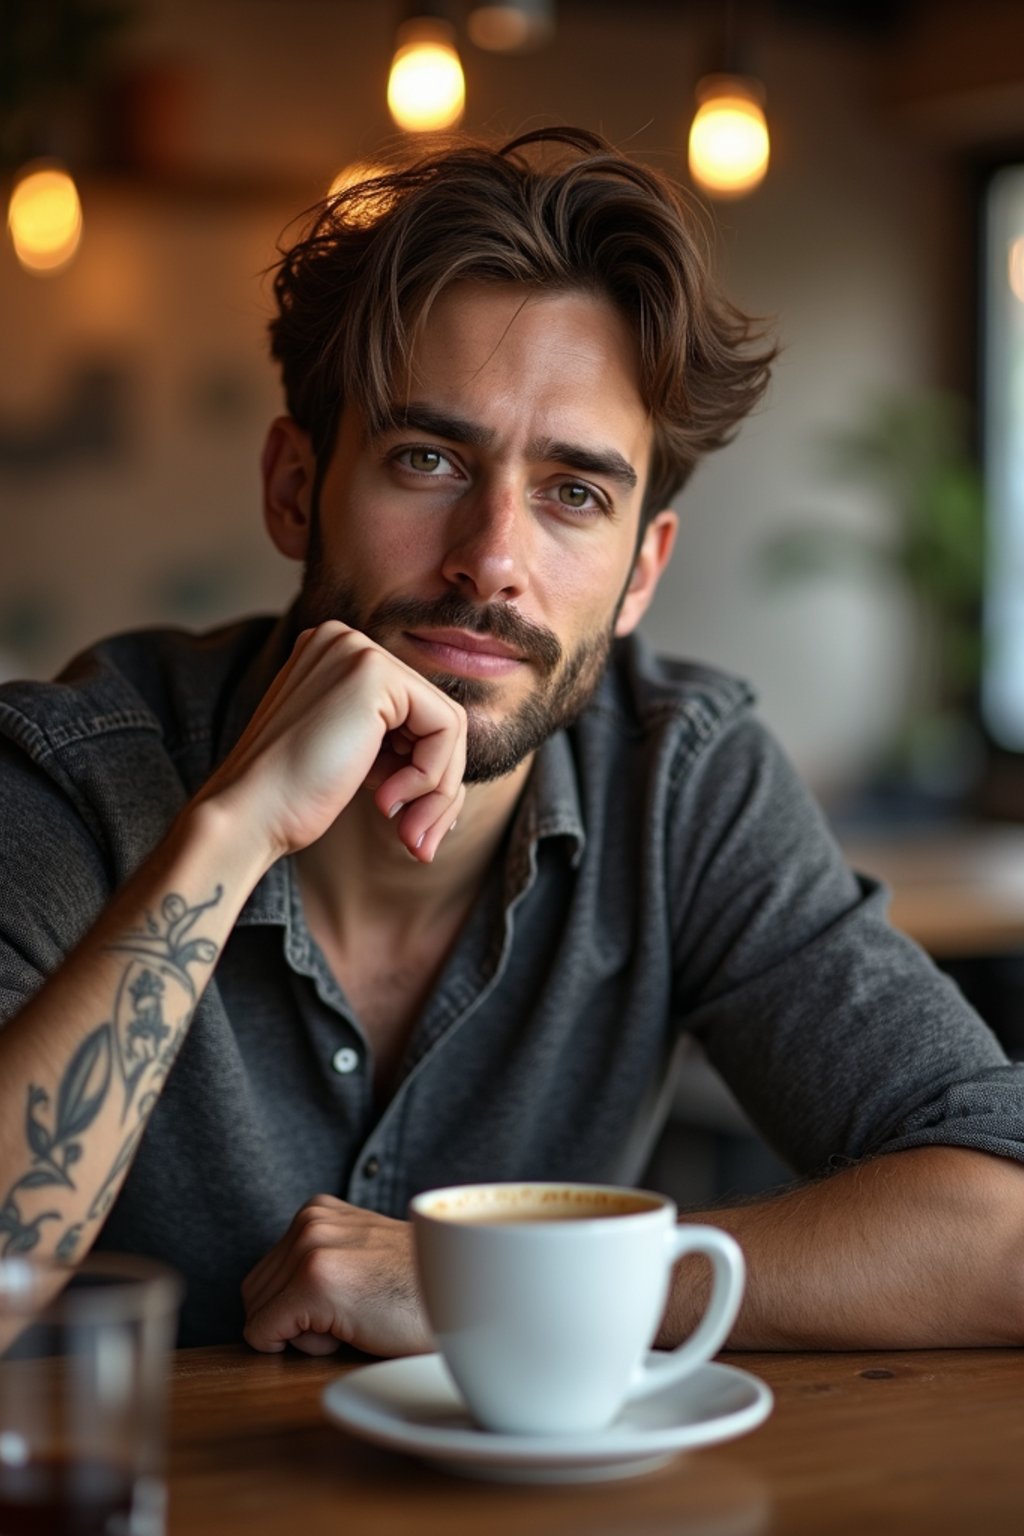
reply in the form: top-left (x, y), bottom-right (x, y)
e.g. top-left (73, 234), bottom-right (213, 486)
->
top-left (361, 594), bottom-right (562, 677)
top-left (408, 627), bottom-right (526, 660)
top-left (404, 627), bottom-right (528, 679)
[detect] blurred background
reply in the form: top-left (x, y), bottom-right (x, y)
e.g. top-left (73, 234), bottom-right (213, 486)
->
top-left (2, 0), bottom-right (1023, 1196)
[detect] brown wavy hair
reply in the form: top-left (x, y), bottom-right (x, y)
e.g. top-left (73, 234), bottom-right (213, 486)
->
top-left (269, 126), bottom-right (775, 520)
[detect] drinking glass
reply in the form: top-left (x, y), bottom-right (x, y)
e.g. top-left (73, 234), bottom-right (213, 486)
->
top-left (0, 1253), bottom-right (183, 1535)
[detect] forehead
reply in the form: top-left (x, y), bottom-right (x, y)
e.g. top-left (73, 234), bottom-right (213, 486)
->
top-left (399, 281), bottom-right (652, 465)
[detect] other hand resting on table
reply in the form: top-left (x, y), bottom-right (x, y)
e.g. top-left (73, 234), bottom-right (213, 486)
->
top-left (241, 1194), bottom-right (432, 1358)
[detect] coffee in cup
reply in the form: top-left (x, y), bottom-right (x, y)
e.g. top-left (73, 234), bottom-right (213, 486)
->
top-left (411, 1181), bottom-right (744, 1436)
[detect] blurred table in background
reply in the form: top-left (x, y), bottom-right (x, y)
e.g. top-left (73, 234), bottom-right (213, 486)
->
top-left (841, 821), bottom-right (1024, 959)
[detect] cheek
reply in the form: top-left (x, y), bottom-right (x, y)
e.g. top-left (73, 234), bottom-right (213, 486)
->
top-left (324, 514), bottom-right (438, 585)
top-left (538, 546), bottom-right (631, 633)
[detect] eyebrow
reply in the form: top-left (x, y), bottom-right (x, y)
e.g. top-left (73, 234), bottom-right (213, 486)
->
top-left (385, 404), bottom-right (494, 449)
top-left (531, 437), bottom-right (638, 492)
top-left (385, 403), bottom-right (639, 493)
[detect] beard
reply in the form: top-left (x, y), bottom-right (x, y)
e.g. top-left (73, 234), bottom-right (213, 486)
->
top-left (293, 541), bottom-right (617, 783)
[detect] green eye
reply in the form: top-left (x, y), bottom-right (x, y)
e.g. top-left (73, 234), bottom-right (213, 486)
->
top-left (559, 482), bottom-right (591, 508)
top-left (409, 447), bottom-right (443, 472)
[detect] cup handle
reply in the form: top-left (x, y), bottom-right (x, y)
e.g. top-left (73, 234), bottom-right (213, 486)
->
top-left (627, 1225), bottom-right (745, 1403)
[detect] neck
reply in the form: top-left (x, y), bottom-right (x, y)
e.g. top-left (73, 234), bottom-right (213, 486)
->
top-left (296, 760), bottom-right (531, 941)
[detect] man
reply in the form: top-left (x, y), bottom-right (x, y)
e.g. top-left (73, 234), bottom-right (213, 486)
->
top-left (2, 127), bottom-right (1023, 1355)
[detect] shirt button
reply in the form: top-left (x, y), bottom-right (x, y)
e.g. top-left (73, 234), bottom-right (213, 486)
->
top-left (363, 1156), bottom-right (381, 1179)
top-left (331, 1047), bottom-right (360, 1075)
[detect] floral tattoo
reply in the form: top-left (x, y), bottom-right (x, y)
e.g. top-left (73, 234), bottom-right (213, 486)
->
top-left (0, 887), bottom-right (222, 1258)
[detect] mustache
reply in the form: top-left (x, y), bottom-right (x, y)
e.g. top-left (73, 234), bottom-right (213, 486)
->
top-left (365, 593), bottom-right (563, 676)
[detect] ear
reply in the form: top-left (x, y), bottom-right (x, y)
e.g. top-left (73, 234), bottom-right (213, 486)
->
top-left (614, 510), bottom-right (678, 636)
top-left (262, 416), bottom-right (317, 562)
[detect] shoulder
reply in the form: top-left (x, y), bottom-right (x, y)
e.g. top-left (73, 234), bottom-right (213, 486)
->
top-left (0, 616), bottom-right (277, 770)
top-left (579, 634), bottom-right (758, 772)
top-left (0, 617), bottom-right (280, 865)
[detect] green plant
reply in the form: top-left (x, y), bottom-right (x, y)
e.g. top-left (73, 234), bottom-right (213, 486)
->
top-left (759, 392), bottom-right (986, 780)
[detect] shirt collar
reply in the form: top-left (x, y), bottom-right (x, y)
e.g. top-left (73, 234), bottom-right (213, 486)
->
top-left (508, 728), bottom-right (586, 871)
top-left (215, 608), bottom-right (297, 769)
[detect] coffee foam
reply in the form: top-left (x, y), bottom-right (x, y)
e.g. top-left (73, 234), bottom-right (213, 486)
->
top-left (420, 1185), bottom-right (660, 1224)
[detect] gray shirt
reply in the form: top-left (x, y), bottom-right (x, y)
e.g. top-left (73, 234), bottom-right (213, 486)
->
top-left (2, 615), bottom-right (1022, 1344)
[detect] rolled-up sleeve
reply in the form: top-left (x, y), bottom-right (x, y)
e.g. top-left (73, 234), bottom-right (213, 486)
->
top-left (668, 714), bottom-right (1024, 1175)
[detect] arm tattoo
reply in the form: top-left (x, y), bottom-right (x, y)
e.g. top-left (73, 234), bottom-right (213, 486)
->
top-left (0, 886), bottom-right (223, 1257)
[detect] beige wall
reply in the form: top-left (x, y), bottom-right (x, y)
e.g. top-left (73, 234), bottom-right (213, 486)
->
top-left (0, 0), bottom-right (995, 798)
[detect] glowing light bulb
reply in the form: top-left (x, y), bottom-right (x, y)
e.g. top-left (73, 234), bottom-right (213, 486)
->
top-left (7, 162), bottom-right (83, 274)
top-left (687, 75), bottom-right (770, 199)
top-left (387, 18), bottom-right (465, 133)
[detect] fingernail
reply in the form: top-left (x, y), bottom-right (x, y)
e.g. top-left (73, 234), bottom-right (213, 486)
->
top-left (415, 830), bottom-right (426, 850)
top-left (448, 819), bottom-right (458, 834)
top-left (388, 801), bottom-right (405, 819)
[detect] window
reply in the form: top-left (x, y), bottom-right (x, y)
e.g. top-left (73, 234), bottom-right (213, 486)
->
top-left (981, 165), bottom-right (1024, 750)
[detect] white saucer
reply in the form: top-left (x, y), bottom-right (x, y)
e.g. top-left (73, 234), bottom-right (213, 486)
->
top-left (322, 1353), bottom-right (773, 1483)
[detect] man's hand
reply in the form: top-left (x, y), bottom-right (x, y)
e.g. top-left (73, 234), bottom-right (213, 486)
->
top-left (198, 621), bottom-right (467, 869)
top-left (241, 1195), bottom-right (433, 1358)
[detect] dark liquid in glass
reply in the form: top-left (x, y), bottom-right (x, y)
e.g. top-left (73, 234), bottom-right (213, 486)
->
top-left (0, 1455), bottom-right (136, 1535)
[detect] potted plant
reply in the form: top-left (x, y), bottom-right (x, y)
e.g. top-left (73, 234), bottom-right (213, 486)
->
top-left (759, 391), bottom-right (986, 807)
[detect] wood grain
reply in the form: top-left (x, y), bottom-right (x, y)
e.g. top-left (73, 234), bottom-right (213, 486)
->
top-left (165, 1345), bottom-right (1024, 1535)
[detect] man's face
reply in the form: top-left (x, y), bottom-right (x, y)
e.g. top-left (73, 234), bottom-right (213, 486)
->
top-left (291, 281), bottom-right (661, 781)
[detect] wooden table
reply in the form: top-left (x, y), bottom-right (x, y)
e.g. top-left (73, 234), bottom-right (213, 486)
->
top-left (841, 822), bottom-right (1024, 958)
top-left (166, 1344), bottom-right (1024, 1535)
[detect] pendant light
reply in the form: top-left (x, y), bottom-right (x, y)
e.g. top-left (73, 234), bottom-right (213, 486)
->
top-left (7, 159), bottom-right (83, 275)
top-left (686, 3), bottom-right (770, 200)
top-left (387, 7), bottom-right (466, 133)
top-left (688, 73), bottom-right (770, 198)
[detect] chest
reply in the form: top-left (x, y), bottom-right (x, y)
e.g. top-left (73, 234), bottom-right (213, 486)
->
top-left (309, 917), bottom-right (463, 1094)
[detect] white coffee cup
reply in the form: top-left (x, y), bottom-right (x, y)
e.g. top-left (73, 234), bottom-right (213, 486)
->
top-left (410, 1181), bottom-right (745, 1437)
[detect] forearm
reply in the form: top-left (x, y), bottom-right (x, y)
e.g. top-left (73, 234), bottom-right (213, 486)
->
top-left (661, 1146), bottom-right (1024, 1350)
top-left (0, 621), bottom-right (467, 1276)
top-left (0, 797), bottom-right (269, 1265)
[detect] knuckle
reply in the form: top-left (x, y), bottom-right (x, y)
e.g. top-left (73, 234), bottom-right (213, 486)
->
top-left (294, 1217), bottom-right (334, 1257)
top-left (296, 1244), bottom-right (342, 1291)
top-left (298, 620), bottom-right (343, 649)
top-left (292, 1204), bottom-right (328, 1236)
top-left (343, 638), bottom-right (389, 681)
top-left (291, 1228), bottom-right (319, 1261)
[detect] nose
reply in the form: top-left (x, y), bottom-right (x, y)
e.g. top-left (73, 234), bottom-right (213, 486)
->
top-left (440, 481), bottom-right (531, 603)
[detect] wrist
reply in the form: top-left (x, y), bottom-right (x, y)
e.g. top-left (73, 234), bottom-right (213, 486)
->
top-left (175, 791), bottom-right (281, 893)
